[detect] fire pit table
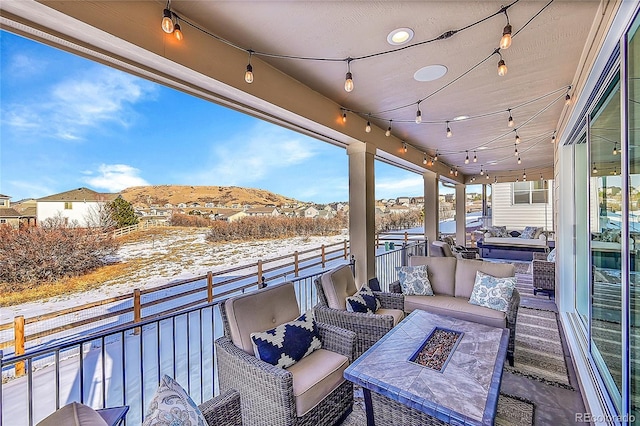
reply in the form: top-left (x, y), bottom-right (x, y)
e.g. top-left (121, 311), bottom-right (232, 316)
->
top-left (344, 309), bottom-right (509, 425)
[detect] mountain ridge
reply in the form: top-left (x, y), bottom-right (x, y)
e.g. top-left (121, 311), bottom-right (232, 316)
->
top-left (120, 185), bottom-right (305, 208)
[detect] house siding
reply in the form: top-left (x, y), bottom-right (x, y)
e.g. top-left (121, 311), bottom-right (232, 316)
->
top-left (491, 182), bottom-right (553, 230)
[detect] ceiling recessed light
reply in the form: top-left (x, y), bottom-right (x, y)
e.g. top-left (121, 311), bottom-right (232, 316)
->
top-left (453, 115), bottom-right (469, 121)
top-left (387, 27), bottom-right (414, 45)
top-left (414, 65), bottom-right (448, 82)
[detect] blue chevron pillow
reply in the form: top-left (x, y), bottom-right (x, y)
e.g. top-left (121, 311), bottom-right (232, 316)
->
top-left (250, 312), bottom-right (322, 369)
top-left (345, 285), bottom-right (381, 313)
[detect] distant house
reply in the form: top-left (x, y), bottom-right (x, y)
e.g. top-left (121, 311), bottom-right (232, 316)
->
top-left (317, 210), bottom-right (335, 219)
top-left (213, 209), bottom-right (247, 222)
top-left (0, 194), bottom-right (23, 228)
top-left (279, 208), bottom-right (300, 217)
top-left (245, 207), bottom-right (280, 217)
top-left (37, 187), bottom-right (119, 227)
top-left (396, 196), bottom-right (410, 204)
top-left (388, 205), bottom-right (411, 214)
top-left (304, 206), bottom-right (319, 218)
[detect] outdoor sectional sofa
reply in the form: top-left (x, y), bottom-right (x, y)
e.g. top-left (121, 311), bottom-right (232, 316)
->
top-left (390, 255), bottom-right (520, 366)
top-left (477, 226), bottom-right (553, 261)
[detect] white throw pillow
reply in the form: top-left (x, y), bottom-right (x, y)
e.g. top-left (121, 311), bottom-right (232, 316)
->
top-left (468, 271), bottom-right (516, 313)
top-left (143, 375), bottom-right (207, 426)
top-left (395, 264), bottom-right (434, 296)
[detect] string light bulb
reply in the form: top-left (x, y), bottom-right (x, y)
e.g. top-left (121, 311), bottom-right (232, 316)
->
top-left (446, 122), bottom-right (452, 138)
top-left (613, 167), bottom-right (618, 176)
top-left (480, 166), bottom-right (484, 176)
top-left (385, 121), bottom-right (392, 137)
top-left (494, 176), bottom-right (498, 184)
top-left (162, 8), bottom-right (174, 34)
top-left (244, 52), bottom-right (254, 84)
top-left (552, 131), bottom-right (556, 143)
top-left (344, 59), bottom-right (354, 92)
top-left (403, 142), bottom-right (407, 153)
top-left (515, 131), bottom-right (520, 144)
top-left (173, 21), bottom-right (183, 41)
top-left (565, 93), bottom-right (571, 105)
top-left (486, 173), bottom-right (490, 180)
top-left (423, 154), bottom-right (428, 165)
top-left (473, 151), bottom-right (478, 163)
top-left (454, 167), bottom-right (459, 177)
top-left (450, 167), bottom-right (454, 175)
top-left (365, 121), bottom-right (371, 133)
top-left (342, 112), bottom-right (347, 123)
top-left (415, 105), bottom-right (422, 124)
top-left (497, 53), bottom-right (508, 76)
top-left (508, 110), bottom-right (514, 127)
top-left (500, 11), bottom-right (512, 50)
top-left (613, 143), bottom-right (618, 155)
top-left (592, 163), bottom-right (598, 174)
top-left (433, 150), bottom-right (438, 162)
top-left (514, 145), bottom-right (518, 156)
top-left (523, 169), bottom-right (527, 181)
top-left (517, 156), bottom-right (522, 164)
top-left (465, 151), bottom-right (470, 164)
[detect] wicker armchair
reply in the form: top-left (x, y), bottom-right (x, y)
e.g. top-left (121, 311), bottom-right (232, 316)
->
top-left (215, 282), bottom-right (356, 426)
top-left (199, 389), bottom-right (243, 426)
top-left (313, 264), bottom-right (405, 358)
top-left (532, 252), bottom-right (555, 297)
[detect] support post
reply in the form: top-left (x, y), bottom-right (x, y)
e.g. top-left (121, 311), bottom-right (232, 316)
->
top-left (14, 316), bottom-right (25, 377)
top-left (207, 271), bottom-right (213, 303)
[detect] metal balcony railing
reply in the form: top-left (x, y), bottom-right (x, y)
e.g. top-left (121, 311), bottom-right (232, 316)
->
top-left (0, 240), bottom-right (426, 426)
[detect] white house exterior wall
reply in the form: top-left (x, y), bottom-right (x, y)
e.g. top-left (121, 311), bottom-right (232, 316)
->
top-left (491, 182), bottom-right (553, 231)
top-left (37, 201), bottom-right (104, 226)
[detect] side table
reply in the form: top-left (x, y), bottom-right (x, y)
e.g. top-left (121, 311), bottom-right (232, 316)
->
top-left (96, 406), bottom-right (129, 426)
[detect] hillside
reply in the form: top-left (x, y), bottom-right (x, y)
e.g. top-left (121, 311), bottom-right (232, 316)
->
top-left (120, 185), bottom-right (302, 207)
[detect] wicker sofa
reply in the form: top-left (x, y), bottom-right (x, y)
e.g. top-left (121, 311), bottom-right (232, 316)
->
top-left (390, 256), bottom-right (520, 366)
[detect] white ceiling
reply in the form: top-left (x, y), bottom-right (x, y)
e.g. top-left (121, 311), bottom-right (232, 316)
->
top-left (1, 0), bottom-right (605, 182)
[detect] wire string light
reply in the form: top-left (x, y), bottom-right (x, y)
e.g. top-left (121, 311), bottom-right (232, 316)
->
top-left (500, 9), bottom-right (513, 50)
top-left (385, 120), bottom-right (392, 137)
top-left (415, 103), bottom-right (422, 124)
top-left (244, 51), bottom-right (254, 83)
top-left (446, 121), bottom-right (452, 138)
top-left (345, 59), bottom-right (354, 93)
top-left (515, 131), bottom-right (520, 144)
top-left (465, 151), bottom-right (470, 164)
top-left (497, 50), bottom-right (508, 76)
top-left (613, 142), bottom-right (618, 155)
top-left (508, 109), bottom-right (514, 127)
top-left (592, 163), bottom-right (598, 174)
top-left (473, 151), bottom-right (478, 163)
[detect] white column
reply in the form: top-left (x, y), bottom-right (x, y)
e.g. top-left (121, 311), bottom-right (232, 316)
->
top-left (456, 184), bottom-right (466, 246)
top-left (347, 142), bottom-right (376, 287)
top-left (423, 171), bottom-right (438, 254)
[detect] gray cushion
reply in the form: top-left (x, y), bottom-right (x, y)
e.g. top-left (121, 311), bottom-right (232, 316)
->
top-left (225, 282), bottom-right (300, 354)
top-left (320, 264), bottom-right (358, 310)
top-left (408, 256), bottom-right (457, 297)
top-left (403, 295), bottom-right (506, 329)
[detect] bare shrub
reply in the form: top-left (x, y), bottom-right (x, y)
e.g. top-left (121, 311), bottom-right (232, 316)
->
top-left (170, 213), bottom-right (213, 227)
top-left (0, 221), bottom-right (119, 289)
top-left (206, 214), bottom-right (348, 243)
top-left (375, 210), bottom-right (423, 232)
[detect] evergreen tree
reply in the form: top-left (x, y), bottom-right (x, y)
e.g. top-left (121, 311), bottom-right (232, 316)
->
top-left (109, 197), bottom-right (139, 228)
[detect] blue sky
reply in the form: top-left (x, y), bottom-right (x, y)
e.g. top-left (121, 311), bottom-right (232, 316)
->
top-left (0, 30), bottom-right (431, 204)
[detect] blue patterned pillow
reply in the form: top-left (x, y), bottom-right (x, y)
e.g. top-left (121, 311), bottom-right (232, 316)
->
top-left (250, 312), bottom-right (322, 369)
top-left (547, 248), bottom-right (556, 262)
top-left (487, 226), bottom-right (509, 238)
top-left (468, 271), bottom-right (516, 313)
top-left (395, 264), bottom-right (434, 296)
top-left (143, 375), bottom-right (207, 426)
top-left (346, 285), bottom-right (381, 313)
top-left (520, 226), bottom-right (539, 239)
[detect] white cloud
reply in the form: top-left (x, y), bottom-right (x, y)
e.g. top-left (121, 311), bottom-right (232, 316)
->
top-left (375, 176), bottom-right (424, 199)
top-left (3, 67), bottom-right (156, 140)
top-left (84, 164), bottom-right (149, 192)
top-left (192, 123), bottom-right (318, 185)
top-left (8, 53), bottom-right (46, 78)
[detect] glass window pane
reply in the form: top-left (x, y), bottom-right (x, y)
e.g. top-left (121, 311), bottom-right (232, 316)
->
top-left (590, 73), bottom-right (622, 406)
top-left (627, 13), bottom-right (639, 421)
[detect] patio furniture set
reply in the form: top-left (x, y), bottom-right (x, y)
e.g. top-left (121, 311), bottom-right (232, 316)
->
top-left (38, 256), bottom-right (521, 426)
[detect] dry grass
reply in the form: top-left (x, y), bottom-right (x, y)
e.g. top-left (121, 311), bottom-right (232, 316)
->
top-left (0, 259), bottom-right (146, 306)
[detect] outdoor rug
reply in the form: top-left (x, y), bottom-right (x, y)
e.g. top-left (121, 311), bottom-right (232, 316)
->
top-left (342, 390), bottom-right (534, 425)
top-left (506, 307), bottom-right (573, 389)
